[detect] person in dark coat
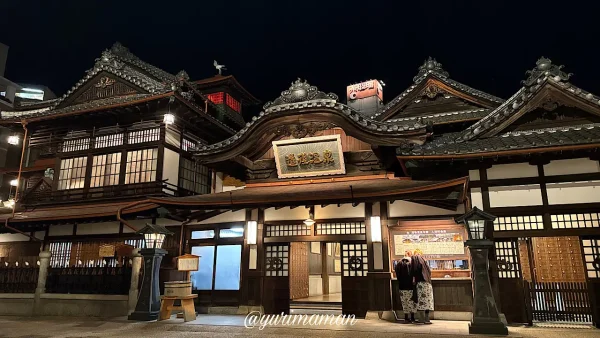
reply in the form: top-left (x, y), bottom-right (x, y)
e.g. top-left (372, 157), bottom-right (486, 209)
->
top-left (395, 257), bottom-right (417, 323)
top-left (411, 255), bottom-right (434, 324)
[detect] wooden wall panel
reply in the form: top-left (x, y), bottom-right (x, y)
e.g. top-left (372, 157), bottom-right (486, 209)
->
top-left (518, 239), bottom-right (532, 282)
top-left (289, 242), bottom-right (309, 299)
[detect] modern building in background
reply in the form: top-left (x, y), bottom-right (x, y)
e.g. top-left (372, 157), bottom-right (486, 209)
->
top-left (0, 48), bottom-right (599, 328)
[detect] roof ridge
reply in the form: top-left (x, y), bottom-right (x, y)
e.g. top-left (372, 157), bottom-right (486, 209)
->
top-left (456, 57), bottom-right (590, 142)
top-left (375, 57), bottom-right (503, 120)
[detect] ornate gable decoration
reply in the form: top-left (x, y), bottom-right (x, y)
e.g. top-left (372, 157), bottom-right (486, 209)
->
top-left (413, 57), bottom-right (450, 82)
top-left (263, 78), bottom-right (338, 109)
top-left (72, 75), bottom-right (139, 104)
top-left (522, 57), bottom-right (572, 87)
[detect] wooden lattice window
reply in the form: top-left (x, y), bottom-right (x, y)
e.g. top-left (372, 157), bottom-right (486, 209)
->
top-left (494, 216), bottom-right (544, 231)
top-left (226, 94), bottom-right (241, 112)
top-left (125, 148), bottom-right (157, 184)
top-left (494, 240), bottom-right (521, 278)
top-left (128, 128), bottom-right (160, 145)
top-left (265, 245), bottom-right (288, 277)
top-left (582, 239), bottom-right (600, 278)
top-left (552, 213), bottom-right (600, 229)
top-left (90, 152), bottom-right (121, 187)
top-left (181, 138), bottom-right (196, 152)
top-left (61, 138), bottom-right (90, 152)
top-left (316, 222), bottom-right (365, 235)
top-left (265, 224), bottom-right (311, 237)
top-left (207, 92), bottom-right (224, 104)
top-left (342, 243), bottom-right (368, 277)
top-left (58, 156), bottom-right (87, 190)
top-left (49, 242), bottom-right (72, 268)
top-left (95, 133), bottom-right (124, 149)
top-left (179, 158), bottom-right (211, 194)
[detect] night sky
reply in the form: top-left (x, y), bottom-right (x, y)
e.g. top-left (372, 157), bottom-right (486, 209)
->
top-left (2, 1), bottom-right (599, 116)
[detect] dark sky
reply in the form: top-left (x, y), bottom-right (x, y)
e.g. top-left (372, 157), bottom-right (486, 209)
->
top-left (2, 1), bottom-right (599, 113)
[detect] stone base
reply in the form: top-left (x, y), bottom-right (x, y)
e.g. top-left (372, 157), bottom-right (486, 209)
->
top-left (128, 310), bottom-right (160, 321)
top-left (469, 321), bottom-right (508, 335)
top-left (236, 306), bottom-right (264, 315)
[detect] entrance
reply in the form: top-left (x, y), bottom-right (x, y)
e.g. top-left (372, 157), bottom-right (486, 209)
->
top-left (289, 242), bottom-right (342, 315)
top-left (495, 236), bottom-right (596, 325)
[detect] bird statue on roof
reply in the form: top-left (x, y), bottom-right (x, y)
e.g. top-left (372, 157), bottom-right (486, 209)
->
top-left (214, 60), bottom-right (226, 75)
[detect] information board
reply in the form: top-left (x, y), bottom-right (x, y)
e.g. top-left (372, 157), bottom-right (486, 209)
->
top-left (393, 229), bottom-right (465, 257)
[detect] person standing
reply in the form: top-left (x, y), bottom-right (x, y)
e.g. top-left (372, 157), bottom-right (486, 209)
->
top-left (395, 257), bottom-right (417, 323)
top-left (411, 255), bottom-right (434, 324)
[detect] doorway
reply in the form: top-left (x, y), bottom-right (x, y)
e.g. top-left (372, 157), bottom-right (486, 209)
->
top-left (289, 242), bottom-right (342, 314)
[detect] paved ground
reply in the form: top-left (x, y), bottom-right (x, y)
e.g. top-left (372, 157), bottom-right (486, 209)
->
top-left (0, 315), bottom-right (597, 338)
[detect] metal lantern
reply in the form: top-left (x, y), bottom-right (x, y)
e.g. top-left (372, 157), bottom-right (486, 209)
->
top-left (455, 207), bottom-right (496, 241)
top-left (136, 223), bottom-right (173, 249)
top-left (7, 135), bottom-right (19, 145)
top-left (163, 113), bottom-right (175, 125)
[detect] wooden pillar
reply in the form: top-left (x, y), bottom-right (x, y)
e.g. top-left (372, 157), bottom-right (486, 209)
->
top-left (321, 241), bottom-right (329, 295)
top-left (240, 208), bottom-right (264, 308)
top-left (366, 202), bottom-right (392, 312)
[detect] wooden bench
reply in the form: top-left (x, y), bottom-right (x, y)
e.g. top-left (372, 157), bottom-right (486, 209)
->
top-left (159, 294), bottom-right (197, 322)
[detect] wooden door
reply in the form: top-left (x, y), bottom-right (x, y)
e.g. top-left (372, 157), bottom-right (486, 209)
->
top-left (494, 239), bottom-right (528, 323)
top-left (341, 242), bottom-right (369, 318)
top-left (289, 242), bottom-right (309, 300)
top-left (263, 244), bottom-right (290, 314)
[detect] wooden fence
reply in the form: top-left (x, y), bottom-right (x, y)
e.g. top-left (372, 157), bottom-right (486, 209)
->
top-left (525, 281), bottom-right (593, 324)
top-left (0, 257), bottom-right (40, 293)
top-left (45, 263), bottom-right (133, 295)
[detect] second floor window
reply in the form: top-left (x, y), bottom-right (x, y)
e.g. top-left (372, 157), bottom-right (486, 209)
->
top-left (179, 158), bottom-right (211, 194)
top-left (58, 156), bottom-right (87, 190)
top-left (90, 153), bottom-right (121, 187)
top-left (125, 148), bottom-right (158, 184)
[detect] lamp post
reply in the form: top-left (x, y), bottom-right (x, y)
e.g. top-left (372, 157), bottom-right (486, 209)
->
top-left (455, 207), bottom-right (508, 335)
top-left (128, 223), bottom-right (173, 321)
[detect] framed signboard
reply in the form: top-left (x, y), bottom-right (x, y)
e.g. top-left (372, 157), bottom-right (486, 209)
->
top-left (272, 134), bottom-right (345, 179)
top-left (177, 254), bottom-right (200, 272)
top-left (99, 244), bottom-right (115, 258)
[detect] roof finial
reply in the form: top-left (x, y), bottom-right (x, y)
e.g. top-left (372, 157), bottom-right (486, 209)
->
top-left (413, 57), bottom-right (449, 82)
top-left (214, 60), bottom-right (227, 75)
top-left (522, 56), bottom-right (572, 86)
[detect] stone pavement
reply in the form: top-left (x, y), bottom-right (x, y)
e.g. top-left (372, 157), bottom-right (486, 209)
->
top-left (0, 315), bottom-right (597, 338)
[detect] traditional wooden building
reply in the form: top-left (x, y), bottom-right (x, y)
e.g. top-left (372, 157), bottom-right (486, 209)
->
top-left (0, 42), bottom-right (257, 293)
top-left (1, 53), bottom-right (599, 327)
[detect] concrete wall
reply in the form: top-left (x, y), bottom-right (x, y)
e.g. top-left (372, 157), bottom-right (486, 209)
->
top-left (0, 294), bottom-right (34, 316)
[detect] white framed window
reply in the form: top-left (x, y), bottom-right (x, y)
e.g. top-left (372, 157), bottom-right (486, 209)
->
top-left (90, 152), bottom-right (121, 187)
top-left (95, 133), bottom-right (124, 149)
top-left (61, 138), bottom-right (90, 152)
top-left (128, 128), bottom-right (160, 145)
top-left (125, 148), bottom-right (158, 184)
top-left (58, 156), bottom-right (87, 190)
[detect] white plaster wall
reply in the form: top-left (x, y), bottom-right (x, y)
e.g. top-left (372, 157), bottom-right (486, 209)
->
top-left (165, 128), bottom-right (180, 148)
top-left (329, 275), bottom-right (342, 294)
top-left (547, 181), bottom-right (600, 205)
top-left (470, 188), bottom-right (484, 209)
top-left (48, 224), bottom-right (74, 237)
top-left (264, 206), bottom-right (309, 221)
top-left (162, 148), bottom-right (179, 189)
top-left (76, 222), bottom-right (120, 235)
top-left (486, 163), bottom-right (539, 180)
top-left (213, 172), bottom-right (224, 193)
top-left (34, 231), bottom-right (45, 241)
top-left (544, 158), bottom-right (600, 176)
top-left (488, 185), bottom-right (543, 207)
top-left (223, 185), bottom-right (245, 192)
top-left (198, 209), bottom-right (246, 224)
top-left (0, 233), bottom-right (31, 242)
top-left (469, 170), bottom-right (480, 181)
top-left (315, 203), bottom-right (364, 219)
top-left (388, 200), bottom-right (464, 217)
top-left (309, 275), bottom-right (323, 296)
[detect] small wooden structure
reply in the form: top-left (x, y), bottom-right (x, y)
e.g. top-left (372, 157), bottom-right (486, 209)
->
top-left (159, 254), bottom-right (200, 322)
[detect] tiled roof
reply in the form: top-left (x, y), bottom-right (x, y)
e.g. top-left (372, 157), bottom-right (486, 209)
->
top-left (387, 108), bottom-right (490, 125)
top-left (193, 79), bottom-right (427, 156)
top-left (374, 57), bottom-right (504, 120)
top-left (398, 124), bottom-right (600, 157)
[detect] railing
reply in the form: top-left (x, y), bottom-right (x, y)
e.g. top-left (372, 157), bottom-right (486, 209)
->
top-left (46, 265), bottom-right (132, 295)
top-left (0, 257), bottom-right (40, 293)
top-left (22, 180), bottom-right (187, 206)
top-left (525, 281), bottom-right (593, 324)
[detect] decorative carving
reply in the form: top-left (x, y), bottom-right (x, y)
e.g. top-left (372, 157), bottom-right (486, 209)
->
top-left (423, 84), bottom-right (444, 99)
top-left (222, 175), bottom-right (245, 187)
top-left (176, 70), bottom-right (190, 82)
top-left (348, 256), bottom-right (363, 271)
top-left (95, 77), bottom-right (116, 88)
top-left (263, 78), bottom-right (338, 109)
top-left (273, 122), bottom-right (337, 139)
top-left (541, 98), bottom-right (559, 111)
top-left (414, 57), bottom-right (449, 82)
top-left (523, 57), bottom-right (572, 87)
top-left (265, 257), bottom-right (283, 272)
top-left (497, 258), bottom-right (515, 272)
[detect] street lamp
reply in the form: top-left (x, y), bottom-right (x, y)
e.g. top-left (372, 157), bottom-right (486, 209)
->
top-left (455, 207), bottom-right (508, 335)
top-left (129, 223), bottom-right (173, 321)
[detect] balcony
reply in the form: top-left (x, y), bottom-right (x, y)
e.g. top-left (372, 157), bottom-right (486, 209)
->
top-left (21, 181), bottom-right (197, 207)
